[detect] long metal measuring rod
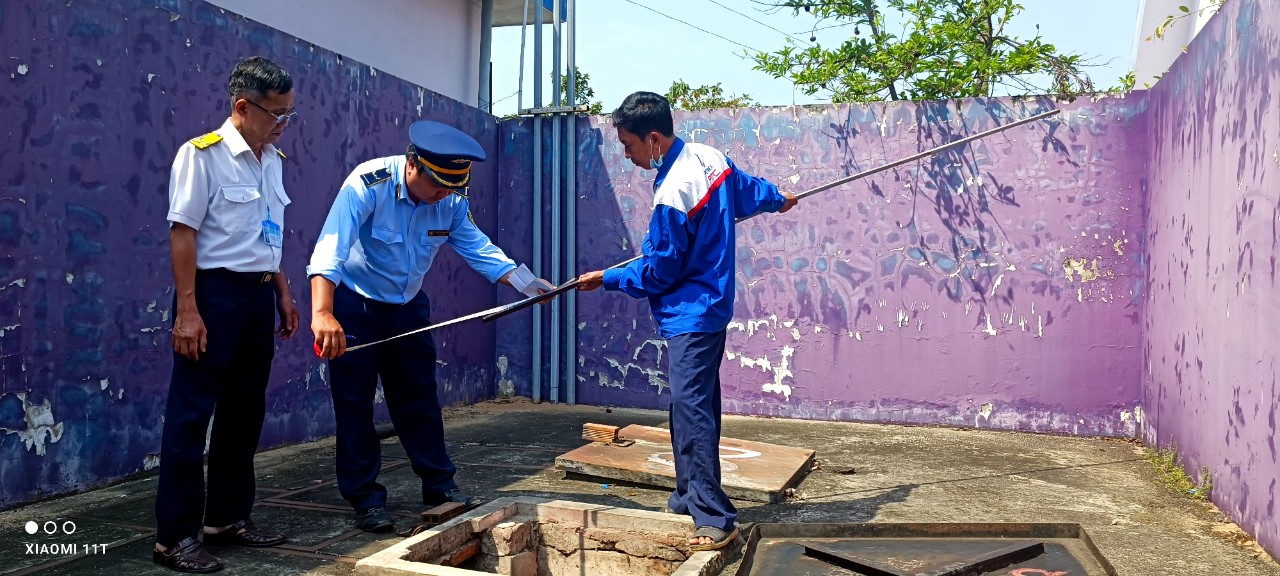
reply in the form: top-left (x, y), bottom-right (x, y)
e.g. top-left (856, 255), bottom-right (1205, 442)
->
top-left (322, 108), bottom-right (1061, 353)
top-left (312, 303), bottom-right (499, 355)
top-left (794, 107), bottom-right (1060, 200)
top-left (479, 107), bottom-right (1061, 323)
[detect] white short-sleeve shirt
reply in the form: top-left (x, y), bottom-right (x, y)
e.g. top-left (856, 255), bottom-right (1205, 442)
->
top-left (167, 118), bottom-right (291, 272)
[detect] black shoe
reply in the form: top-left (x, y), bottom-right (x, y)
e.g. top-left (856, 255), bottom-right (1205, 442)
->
top-left (423, 488), bottom-right (477, 508)
top-left (202, 520), bottom-right (286, 548)
top-left (355, 506), bottom-right (394, 533)
top-left (152, 537), bottom-right (224, 573)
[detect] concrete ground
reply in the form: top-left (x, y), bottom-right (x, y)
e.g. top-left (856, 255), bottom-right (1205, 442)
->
top-left (1, 398), bottom-right (1276, 576)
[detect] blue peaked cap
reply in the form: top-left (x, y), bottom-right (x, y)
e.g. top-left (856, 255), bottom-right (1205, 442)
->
top-left (408, 120), bottom-right (487, 188)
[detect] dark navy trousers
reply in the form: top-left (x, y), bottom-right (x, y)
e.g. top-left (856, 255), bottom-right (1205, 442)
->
top-left (665, 329), bottom-right (737, 531)
top-left (155, 269), bottom-right (276, 547)
top-left (328, 284), bottom-right (456, 513)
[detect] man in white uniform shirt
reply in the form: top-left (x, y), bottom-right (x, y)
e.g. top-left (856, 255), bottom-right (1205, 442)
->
top-left (154, 56), bottom-right (299, 573)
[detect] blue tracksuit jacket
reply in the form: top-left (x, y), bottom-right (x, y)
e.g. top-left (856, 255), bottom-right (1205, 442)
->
top-left (603, 137), bottom-right (786, 338)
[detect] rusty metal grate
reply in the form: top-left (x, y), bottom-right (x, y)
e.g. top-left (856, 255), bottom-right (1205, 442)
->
top-left (736, 523), bottom-right (1118, 576)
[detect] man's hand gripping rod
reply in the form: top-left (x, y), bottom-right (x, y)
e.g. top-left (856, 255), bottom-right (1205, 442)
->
top-left (326, 108), bottom-right (1061, 350)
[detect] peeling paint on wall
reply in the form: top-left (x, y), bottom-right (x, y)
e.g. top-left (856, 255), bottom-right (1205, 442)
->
top-left (761, 346), bottom-right (796, 400)
top-left (1, 0), bottom-right (501, 507)
top-left (727, 316), bottom-right (777, 338)
top-left (602, 357), bottom-right (668, 394)
top-left (0, 393), bottom-right (65, 456)
top-left (1119, 407), bottom-right (1144, 426)
top-left (496, 356), bottom-right (514, 398)
top-left (1063, 257), bottom-right (1112, 283)
top-left (738, 354), bottom-right (773, 372)
top-left (632, 339), bottom-right (667, 363)
top-left (561, 91), bottom-right (1146, 430)
top-left (982, 313), bottom-right (998, 336)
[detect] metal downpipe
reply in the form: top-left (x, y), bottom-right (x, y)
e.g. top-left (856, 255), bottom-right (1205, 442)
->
top-left (531, 0), bottom-right (544, 403)
top-left (478, 0), bottom-right (493, 111)
top-left (565, 0), bottom-right (577, 405)
top-left (549, 0), bottom-right (562, 404)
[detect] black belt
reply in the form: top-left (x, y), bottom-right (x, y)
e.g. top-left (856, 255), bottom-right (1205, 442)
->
top-left (199, 268), bottom-right (275, 284)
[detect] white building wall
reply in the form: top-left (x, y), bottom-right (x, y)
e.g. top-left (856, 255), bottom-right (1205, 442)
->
top-left (1131, 0), bottom-right (1221, 88)
top-left (206, 0), bottom-right (482, 106)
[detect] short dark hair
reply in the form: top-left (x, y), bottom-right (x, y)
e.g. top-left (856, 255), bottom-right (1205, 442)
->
top-left (227, 56), bottom-right (293, 102)
top-left (612, 91), bottom-right (673, 138)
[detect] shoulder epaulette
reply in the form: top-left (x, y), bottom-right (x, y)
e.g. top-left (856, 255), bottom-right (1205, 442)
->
top-left (360, 168), bottom-right (392, 188)
top-left (276, 149), bottom-right (287, 159)
top-left (189, 132), bottom-right (223, 150)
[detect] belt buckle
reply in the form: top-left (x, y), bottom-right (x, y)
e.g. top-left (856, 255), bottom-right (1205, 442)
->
top-left (261, 273), bottom-right (273, 283)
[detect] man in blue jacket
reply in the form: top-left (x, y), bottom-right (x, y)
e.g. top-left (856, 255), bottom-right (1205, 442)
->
top-left (577, 91), bottom-right (797, 551)
top-left (308, 120), bottom-right (553, 533)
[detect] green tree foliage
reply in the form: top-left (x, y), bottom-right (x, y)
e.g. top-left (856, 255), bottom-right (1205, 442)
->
top-left (665, 79), bottom-right (758, 110)
top-left (1126, 0), bottom-right (1227, 90)
top-left (752, 0), bottom-right (1100, 102)
top-left (560, 67), bottom-right (604, 115)
top-left (1146, 0), bottom-right (1226, 42)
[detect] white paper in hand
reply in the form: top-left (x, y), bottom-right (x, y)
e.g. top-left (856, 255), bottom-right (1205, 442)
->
top-left (522, 277), bottom-right (556, 298)
top-left (509, 264), bottom-right (555, 297)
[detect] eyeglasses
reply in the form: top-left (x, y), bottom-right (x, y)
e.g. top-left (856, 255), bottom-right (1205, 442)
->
top-left (245, 99), bottom-right (298, 126)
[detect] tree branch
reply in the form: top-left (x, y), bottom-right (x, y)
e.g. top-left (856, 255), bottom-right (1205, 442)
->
top-left (859, 0), bottom-right (899, 100)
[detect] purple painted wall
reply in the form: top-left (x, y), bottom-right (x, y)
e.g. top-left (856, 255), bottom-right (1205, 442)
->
top-left (0, 0), bottom-right (502, 507)
top-left (498, 98), bottom-right (1150, 436)
top-left (3, 0), bottom-right (1274, 558)
top-left (1144, 0), bottom-right (1279, 557)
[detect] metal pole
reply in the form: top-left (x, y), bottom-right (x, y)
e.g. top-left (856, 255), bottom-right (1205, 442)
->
top-left (516, 0), bottom-right (528, 111)
top-left (337, 110), bottom-right (1059, 358)
top-left (565, 0), bottom-right (576, 404)
top-left (531, 0), bottom-right (544, 403)
top-left (549, 0), bottom-right (562, 404)
top-left (478, 0), bottom-right (493, 112)
top-left (796, 109), bottom-right (1062, 200)
top-left (599, 110), bottom-right (1065, 274)
top-left (419, 108), bottom-right (1070, 337)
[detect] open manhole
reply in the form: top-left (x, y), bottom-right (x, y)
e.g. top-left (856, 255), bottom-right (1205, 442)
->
top-left (357, 497), bottom-right (729, 576)
top-left (736, 523), bottom-right (1118, 576)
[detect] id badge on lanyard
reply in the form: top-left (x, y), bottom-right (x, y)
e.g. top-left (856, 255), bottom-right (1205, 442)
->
top-left (262, 204), bottom-right (282, 247)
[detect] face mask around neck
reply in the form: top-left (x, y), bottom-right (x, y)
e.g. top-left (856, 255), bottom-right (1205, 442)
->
top-left (649, 141), bottom-right (664, 170)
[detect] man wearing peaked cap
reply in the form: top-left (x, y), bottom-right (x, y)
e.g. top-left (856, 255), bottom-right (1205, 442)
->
top-left (307, 120), bottom-right (554, 533)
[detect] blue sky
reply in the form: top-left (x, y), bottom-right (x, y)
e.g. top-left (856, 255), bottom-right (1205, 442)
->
top-left (488, 1), bottom-right (1143, 116)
